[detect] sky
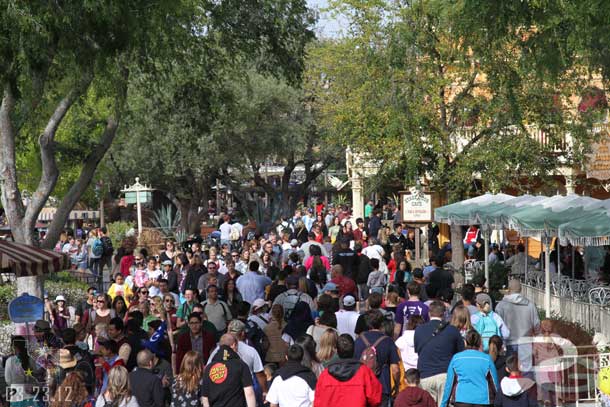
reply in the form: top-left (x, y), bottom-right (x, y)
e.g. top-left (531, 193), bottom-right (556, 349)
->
top-left (307, 0), bottom-right (346, 38)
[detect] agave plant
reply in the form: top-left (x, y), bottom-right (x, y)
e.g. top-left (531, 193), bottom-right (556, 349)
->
top-left (174, 228), bottom-right (187, 245)
top-left (332, 193), bottom-right (349, 207)
top-left (151, 205), bottom-right (181, 238)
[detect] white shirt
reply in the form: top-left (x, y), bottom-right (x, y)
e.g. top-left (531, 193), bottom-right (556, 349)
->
top-left (266, 375), bottom-right (314, 407)
top-left (362, 244), bottom-right (385, 260)
top-left (146, 268), bottom-right (162, 297)
top-left (395, 330), bottom-right (418, 371)
top-left (335, 309), bottom-right (361, 339)
top-left (220, 222), bottom-right (233, 240)
top-left (207, 341), bottom-right (263, 374)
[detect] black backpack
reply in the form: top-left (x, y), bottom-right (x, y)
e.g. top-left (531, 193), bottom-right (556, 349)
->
top-left (244, 319), bottom-right (270, 360)
top-left (100, 236), bottom-right (114, 257)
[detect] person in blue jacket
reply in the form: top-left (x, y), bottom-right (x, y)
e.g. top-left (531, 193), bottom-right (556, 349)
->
top-left (440, 330), bottom-right (499, 407)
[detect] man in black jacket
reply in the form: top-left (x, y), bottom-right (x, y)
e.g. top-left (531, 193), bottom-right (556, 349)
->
top-left (129, 349), bottom-right (164, 407)
top-left (332, 239), bottom-right (357, 278)
top-left (354, 242), bottom-right (372, 301)
top-left (202, 334), bottom-right (256, 407)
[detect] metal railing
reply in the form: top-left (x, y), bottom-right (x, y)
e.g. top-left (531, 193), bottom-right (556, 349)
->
top-left (551, 352), bottom-right (610, 406)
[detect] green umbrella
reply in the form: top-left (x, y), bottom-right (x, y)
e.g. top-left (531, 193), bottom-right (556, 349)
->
top-left (508, 195), bottom-right (600, 237)
top-left (473, 195), bottom-right (547, 229)
top-left (559, 204), bottom-right (610, 247)
top-left (434, 193), bottom-right (514, 225)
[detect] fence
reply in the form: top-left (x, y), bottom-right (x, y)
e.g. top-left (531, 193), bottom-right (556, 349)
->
top-left (523, 284), bottom-right (610, 339)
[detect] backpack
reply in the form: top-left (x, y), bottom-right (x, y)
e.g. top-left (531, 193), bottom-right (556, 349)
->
top-left (359, 334), bottom-right (387, 376)
top-left (474, 311), bottom-right (500, 352)
top-left (100, 236), bottom-right (114, 257)
top-left (92, 238), bottom-right (104, 257)
top-left (282, 292), bottom-right (303, 321)
top-left (230, 225), bottom-right (241, 241)
top-left (202, 301), bottom-right (229, 322)
top-left (245, 319), bottom-right (270, 360)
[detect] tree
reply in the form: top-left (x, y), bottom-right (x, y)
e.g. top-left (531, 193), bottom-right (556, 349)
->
top-left (217, 71), bottom-right (338, 217)
top-left (309, 0), bottom-right (595, 200)
top-left (0, 0), bottom-right (314, 295)
top-left (107, 3), bottom-right (316, 234)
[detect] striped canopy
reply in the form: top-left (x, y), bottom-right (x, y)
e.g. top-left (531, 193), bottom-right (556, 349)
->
top-left (0, 240), bottom-right (69, 276)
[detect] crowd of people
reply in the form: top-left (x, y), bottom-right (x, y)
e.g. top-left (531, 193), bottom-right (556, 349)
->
top-left (4, 205), bottom-right (561, 407)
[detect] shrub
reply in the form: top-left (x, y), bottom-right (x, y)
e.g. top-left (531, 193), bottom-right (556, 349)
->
top-left (106, 221), bottom-right (135, 249)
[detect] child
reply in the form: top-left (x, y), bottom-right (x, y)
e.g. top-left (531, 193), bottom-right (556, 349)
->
top-left (494, 354), bottom-right (537, 407)
top-left (394, 369), bottom-right (436, 407)
top-left (263, 363), bottom-right (277, 407)
top-left (367, 258), bottom-right (387, 293)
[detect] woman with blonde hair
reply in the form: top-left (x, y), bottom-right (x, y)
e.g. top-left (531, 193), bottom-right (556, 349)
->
top-left (95, 365), bottom-right (138, 407)
top-left (171, 351), bottom-right (204, 407)
top-left (51, 371), bottom-right (90, 407)
top-left (450, 304), bottom-right (473, 338)
top-left (316, 329), bottom-right (339, 367)
top-left (150, 296), bottom-right (164, 320)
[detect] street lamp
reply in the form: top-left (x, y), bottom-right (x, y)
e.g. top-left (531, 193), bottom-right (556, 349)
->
top-left (121, 177), bottom-right (154, 237)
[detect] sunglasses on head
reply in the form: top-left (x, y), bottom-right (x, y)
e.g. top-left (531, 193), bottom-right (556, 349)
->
top-left (140, 291), bottom-right (149, 295)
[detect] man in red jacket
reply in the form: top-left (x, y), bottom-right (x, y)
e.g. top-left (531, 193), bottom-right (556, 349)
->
top-left (314, 334), bottom-right (382, 407)
top-left (175, 312), bottom-right (216, 369)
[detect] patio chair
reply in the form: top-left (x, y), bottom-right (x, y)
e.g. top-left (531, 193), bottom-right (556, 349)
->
top-left (588, 286), bottom-right (610, 306)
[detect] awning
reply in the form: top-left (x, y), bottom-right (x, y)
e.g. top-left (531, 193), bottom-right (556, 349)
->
top-left (38, 208), bottom-right (100, 222)
top-left (0, 240), bottom-right (69, 277)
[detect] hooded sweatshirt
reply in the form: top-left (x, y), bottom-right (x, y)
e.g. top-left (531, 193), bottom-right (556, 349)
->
top-left (495, 293), bottom-right (540, 345)
top-left (394, 387), bottom-right (436, 407)
top-left (275, 360), bottom-right (317, 389)
top-left (494, 376), bottom-right (537, 407)
top-left (314, 359), bottom-right (382, 407)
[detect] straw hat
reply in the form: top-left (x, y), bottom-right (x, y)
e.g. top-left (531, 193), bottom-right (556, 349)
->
top-left (58, 349), bottom-right (77, 369)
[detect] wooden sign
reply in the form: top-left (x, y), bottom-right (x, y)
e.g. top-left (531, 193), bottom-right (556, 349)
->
top-left (401, 188), bottom-right (433, 223)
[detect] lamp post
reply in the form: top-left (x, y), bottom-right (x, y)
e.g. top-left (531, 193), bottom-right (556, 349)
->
top-left (121, 177), bottom-right (154, 237)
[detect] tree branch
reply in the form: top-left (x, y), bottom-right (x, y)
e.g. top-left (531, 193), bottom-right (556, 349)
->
top-left (41, 116), bottom-right (120, 249)
top-left (0, 83), bottom-right (27, 242)
top-left (24, 73), bottom-right (94, 232)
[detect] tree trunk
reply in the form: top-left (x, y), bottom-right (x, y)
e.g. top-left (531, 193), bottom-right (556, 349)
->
top-left (451, 224), bottom-right (464, 269)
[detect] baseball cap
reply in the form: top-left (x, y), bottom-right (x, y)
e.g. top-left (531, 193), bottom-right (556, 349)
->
top-left (252, 299), bottom-right (268, 311)
top-left (290, 239), bottom-right (299, 247)
top-left (228, 319), bottom-right (246, 333)
top-left (55, 295), bottom-right (66, 303)
top-left (162, 260), bottom-right (173, 266)
top-left (476, 293), bottom-right (492, 307)
top-left (322, 282), bottom-right (338, 292)
top-left (343, 295), bottom-right (356, 307)
top-left (370, 287), bottom-right (385, 295)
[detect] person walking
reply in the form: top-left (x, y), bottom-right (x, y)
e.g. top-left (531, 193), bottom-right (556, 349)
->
top-left (440, 330), bottom-right (499, 407)
top-left (128, 350), bottom-right (165, 407)
top-left (95, 366), bottom-right (139, 407)
top-left (495, 279), bottom-right (540, 354)
top-left (202, 334), bottom-right (256, 407)
top-left (265, 344), bottom-right (316, 407)
top-left (354, 310), bottom-right (401, 407)
top-left (171, 351), bottom-right (205, 407)
top-left (314, 334), bottom-right (382, 407)
top-left (414, 301), bottom-right (465, 406)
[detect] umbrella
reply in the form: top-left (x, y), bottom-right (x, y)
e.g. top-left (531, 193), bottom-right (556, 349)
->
top-left (559, 204), bottom-right (610, 247)
top-left (434, 193), bottom-right (514, 225)
top-left (0, 240), bottom-right (69, 277)
top-left (508, 195), bottom-right (600, 237)
top-left (472, 195), bottom-right (548, 229)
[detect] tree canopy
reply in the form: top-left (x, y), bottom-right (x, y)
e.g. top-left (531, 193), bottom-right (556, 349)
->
top-left (309, 0), bottom-right (600, 199)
